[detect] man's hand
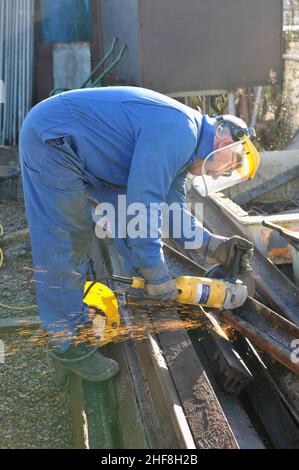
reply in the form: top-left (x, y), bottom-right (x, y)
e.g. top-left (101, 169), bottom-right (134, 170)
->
top-left (145, 278), bottom-right (178, 301)
top-left (205, 234), bottom-right (254, 275)
top-left (139, 260), bottom-right (178, 301)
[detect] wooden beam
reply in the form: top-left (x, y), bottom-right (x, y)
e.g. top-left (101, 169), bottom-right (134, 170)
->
top-left (0, 316), bottom-right (40, 333)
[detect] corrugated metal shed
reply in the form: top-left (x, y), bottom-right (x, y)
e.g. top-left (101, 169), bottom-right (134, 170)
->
top-left (0, 0), bottom-right (35, 146)
top-left (40, 0), bottom-right (92, 43)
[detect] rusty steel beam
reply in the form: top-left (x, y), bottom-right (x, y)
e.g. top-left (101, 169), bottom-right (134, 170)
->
top-left (163, 243), bottom-right (299, 376)
top-left (262, 220), bottom-right (299, 250)
top-left (218, 304), bottom-right (299, 376)
top-left (188, 187), bottom-right (299, 326)
top-left (162, 243), bottom-right (299, 447)
top-left (162, 244), bottom-right (253, 395)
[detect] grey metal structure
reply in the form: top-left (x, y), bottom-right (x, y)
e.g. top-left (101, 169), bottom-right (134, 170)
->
top-left (100, 0), bottom-right (283, 94)
top-left (0, 0), bottom-right (35, 146)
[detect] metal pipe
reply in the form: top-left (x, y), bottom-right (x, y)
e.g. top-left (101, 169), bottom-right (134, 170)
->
top-left (250, 86), bottom-right (262, 128)
top-left (188, 187), bottom-right (299, 325)
top-left (283, 53), bottom-right (299, 62)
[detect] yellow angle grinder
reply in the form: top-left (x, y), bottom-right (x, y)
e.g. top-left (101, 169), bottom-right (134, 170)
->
top-left (111, 272), bottom-right (248, 310)
top-left (83, 247), bottom-right (253, 346)
top-left (112, 245), bottom-right (252, 310)
top-left (83, 281), bottom-right (121, 347)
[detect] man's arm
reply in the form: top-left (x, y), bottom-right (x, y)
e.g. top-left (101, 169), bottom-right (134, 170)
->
top-left (165, 173), bottom-right (254, 275)
top-left (125, 119), bottom-right (197, 296)
top-left (164, 170), bottom-right (212, 252)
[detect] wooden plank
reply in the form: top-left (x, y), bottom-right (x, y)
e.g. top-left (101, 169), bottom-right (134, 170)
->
top-left (146, 334), bottom-right (196, 448)
top-left (82, 379), bottom-right (116, 449)
top-left (0, 228), bottom-right (29, 247)
top-left (133, 334), bottom-right (192, 449)
top-left (69, 374), bottom-right (89, 449)
top-left (156, 308), bottom-right (239, 449)
top-left (107, 342), bottom-right (149, 449)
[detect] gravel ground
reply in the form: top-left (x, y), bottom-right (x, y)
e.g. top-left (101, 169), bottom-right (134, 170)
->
top-left (0, 176), bottom-right (73, 449)
top-left (0, 333), bottom-right (72, 449)
top-left (0, 199), bottom-right (36, 315)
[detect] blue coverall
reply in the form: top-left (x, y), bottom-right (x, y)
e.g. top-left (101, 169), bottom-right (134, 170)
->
top-left (19, 87), bottom-right (215, 350)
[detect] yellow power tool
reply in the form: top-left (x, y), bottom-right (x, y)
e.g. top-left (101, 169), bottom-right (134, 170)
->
top-left (82, 274), bottom-right (247, 346)
top-left (83, 281), bottom-right (121, 347)
top-left (111, 273), bottom-right (248, 310)
top-left (83, 248), bottom-right (250, 345)
top-left (111, 245), bottom-right (251, 310)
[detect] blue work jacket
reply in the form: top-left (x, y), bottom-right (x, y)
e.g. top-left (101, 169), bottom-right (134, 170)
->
top-left (27, 87), bottom-right (215, 269)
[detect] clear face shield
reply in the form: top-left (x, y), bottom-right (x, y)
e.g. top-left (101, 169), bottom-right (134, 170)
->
top-left (193, 135), bottom-right (260, 197)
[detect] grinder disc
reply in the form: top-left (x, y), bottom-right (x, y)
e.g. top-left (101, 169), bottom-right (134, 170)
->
top-left (205, 264), bottom-right (255, 298)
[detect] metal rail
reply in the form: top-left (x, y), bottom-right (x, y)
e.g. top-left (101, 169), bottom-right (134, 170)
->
top-left (162, 243), bottom-right (299, 448)
top-left (188, 187), bottom-right (299, 325)
top-left (69, 375), bottom-right (88, 449)
top-left (219, 301), bottom-right (299, 376)
top-left (162, 243), bottom-right (299, 376)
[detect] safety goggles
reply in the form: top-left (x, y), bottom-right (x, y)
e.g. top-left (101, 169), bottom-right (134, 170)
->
top-left (193, 136), bottom-right (260, 197)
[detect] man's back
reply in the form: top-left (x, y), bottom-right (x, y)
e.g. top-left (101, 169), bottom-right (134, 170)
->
top-left (22, 87), bottom-right (201, 186)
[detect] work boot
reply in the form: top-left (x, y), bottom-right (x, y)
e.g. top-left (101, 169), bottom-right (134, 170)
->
top-left (49, 342), bottom-right (119, 382)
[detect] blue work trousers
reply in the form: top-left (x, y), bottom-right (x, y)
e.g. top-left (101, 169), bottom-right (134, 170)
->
top-left (20, 129), bottom-right (126, 351)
